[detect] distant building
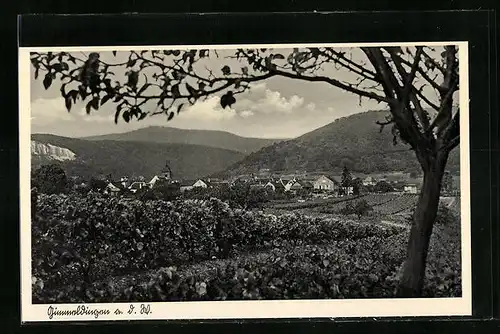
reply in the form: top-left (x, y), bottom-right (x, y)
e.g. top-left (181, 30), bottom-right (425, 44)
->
top-left (179, 180), bottom-right (195, 192)
top-left (120, 176), bottom-right (130, 188)
top-left (404, 184), bottom-right (418, 194)
top-left (313, 175), bottom-right (336, 191)
top-left (148, 160), bottom-right (174, 188)
top-left (192, 179), bottom-right (209, 188)
top-left (264, 180), bottom-right (286, 192)
top-left (104, 182), bottom-right (122, 196)
top-left (128, 181), bottom-right (147, 193)
top-left (362, 176), bottom-right (375, 186)
top-left (283, 178), bottom-right (297, 192)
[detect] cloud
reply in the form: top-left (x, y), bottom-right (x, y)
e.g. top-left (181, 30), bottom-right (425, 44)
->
top-left (256, 90), bottom-right (304, 113)
top-left (76, 105), bottom-right (113, 122)
top-left (31, 98), bottom-right (73, 125)
top-left (237, 84), bottom-right (306, 115)
top-left (176, 96), bottom-right (237, 121)
top-left (239, 110), bottom-right (254, 118)
top-left (306, 102), bottom-right (316, 111)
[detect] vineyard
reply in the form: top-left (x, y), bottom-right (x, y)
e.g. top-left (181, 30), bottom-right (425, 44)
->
top-left (32, 193), bottom-right (462, 303)
top-left (267, 193), bottom-right (461, 221)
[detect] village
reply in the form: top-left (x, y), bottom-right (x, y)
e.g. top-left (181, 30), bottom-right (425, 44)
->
top-left (91, 160), bottom-right (458, 200)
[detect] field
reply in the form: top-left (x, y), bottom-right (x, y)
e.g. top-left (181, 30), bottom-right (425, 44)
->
top-left (265, 193), bottom-right (460, 223)
top-left (31, 192), bottom-right (462, 303)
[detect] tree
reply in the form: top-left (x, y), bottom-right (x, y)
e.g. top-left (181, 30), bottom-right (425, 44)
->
top-left (31, 45), bottom-right (460, 297)
top-left (32, 164), bottom-right (69, 194)
top-left (352, 177), bottom-right (363, 196)
top-left (152, 180), bottom-right (181, 201)
top-left (341, 165), bottom-right (353, 188)
top-left (88, 177), bottom-right (108, 192)
top-left (339, 199), bottom-right (373, 219)
top-left (374, 180), bottom-right (394, 193)
top-left (353, 199), bottom-right (373, 219)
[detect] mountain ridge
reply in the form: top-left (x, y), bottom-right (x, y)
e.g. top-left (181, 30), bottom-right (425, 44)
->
top-left (31, 134), bottom-right (246, 180)
top-left (215, 110), bottom-right (460, 178)
top-left (80, 126), bottom-right (287, 154)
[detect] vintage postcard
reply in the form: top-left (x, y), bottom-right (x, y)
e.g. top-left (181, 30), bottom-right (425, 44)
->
top-left (19, 42), bottom-right (471, 322)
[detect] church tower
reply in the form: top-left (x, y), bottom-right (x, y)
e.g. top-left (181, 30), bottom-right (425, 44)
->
top-left (161, 160), bottom-right (172, 180)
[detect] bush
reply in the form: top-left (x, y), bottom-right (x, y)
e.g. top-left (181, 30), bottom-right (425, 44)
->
top-left (339, 199), bottom-right (373, 218)
top-left (31, 164), bottom-right (69, 194)
top-left (374, 181), bottom-right (394, 193)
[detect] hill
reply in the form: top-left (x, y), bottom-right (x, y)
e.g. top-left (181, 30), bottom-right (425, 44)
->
top-left (216, 110), bottom-right (460, 177)
top-left (82, 126), bottom-right (285, 154)
top-left (31, 134), bottom-right (246, 181)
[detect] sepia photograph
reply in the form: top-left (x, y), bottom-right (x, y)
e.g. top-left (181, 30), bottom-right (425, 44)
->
top-left (19, 42), bottom-right (471, 321)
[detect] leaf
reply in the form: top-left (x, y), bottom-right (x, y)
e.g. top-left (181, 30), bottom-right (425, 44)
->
top-left (34, 67), bottom-right (39, 80)
top-left (241, 67), bottom-right (248, 75)
top-left (221, 65), bottom-right (231, 75)
top-left (78, 85), bottom-right (88, 100)
top-left (176, 103), bottom-right (184, 114)
top-left (65, 96), bottom-right (72, 112)
top-left (60, 83), bottom-right (67, 97)
top-left (85, 100), bottom-right (93, 114)
top-left (122, 110), bottom-right (130, 123)
top-left (68, 90), bottom-right (79, 103)
top-left (43, 73), bottom-right (53, 90)
top-left (91, 97), bottom-right (99, 110)
top-left (100, 94), bottom-right (112, 106)
top-left (323, 259), bottom-right (330, 268)
top-left (272, 54), bottom-right (285, 60)
top-left (171, 85), bottom-right (180, 98)
top-left (112, 51), bottom-right (117, 56)
top-left (167, 112), bottom-right (175, 121)
top-left (127, 58), bottom-right (137, 68)
top-left (185, 83), bottom-right (197, 97)
top-left (126, 71), bottom-right (139, 89)
top-left (114, 109), bottom-right (121, 124)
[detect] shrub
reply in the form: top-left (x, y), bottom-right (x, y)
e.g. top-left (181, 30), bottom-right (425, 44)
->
top-left (339, 199), bottom-right (373, 218)
top-left (31, 164), bottom-right (69, 194)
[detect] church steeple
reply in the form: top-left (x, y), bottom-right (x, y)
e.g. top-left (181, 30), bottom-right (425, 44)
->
top-left (161, 160), bottom-right (172, 180)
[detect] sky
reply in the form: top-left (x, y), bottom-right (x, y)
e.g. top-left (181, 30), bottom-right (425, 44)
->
top-left (29, 47), bottom-right (444, 139)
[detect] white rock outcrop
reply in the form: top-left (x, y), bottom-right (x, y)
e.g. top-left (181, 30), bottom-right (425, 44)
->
top-left (31, 141), bottom-right (76, 161)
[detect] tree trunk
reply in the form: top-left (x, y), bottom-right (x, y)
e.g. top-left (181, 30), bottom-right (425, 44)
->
top-left (397, 152), bottom-right (448, 297)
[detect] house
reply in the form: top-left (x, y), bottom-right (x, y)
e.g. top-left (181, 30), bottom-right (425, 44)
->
top-left (120, 176), bottom-right (130, 188)
top-left (342, 186), bottom-right (354, 196)
top-left (404, 184), bottom-right (418, 194)
top-left (192, 179), bottom-right (210, 188)
top-left (178, 180), bottom-right (195, 192)
top-left (104, 182), bottom-right (122, 195)
top-left (283, 178), bottom-right (297, 192)
top-left (362, 176), bottom-right (375, 186)
top-left (313, 175), bottom-right (336, 191)
top-left (264, 180), bottom-right (286, 192)
top-left (289, 181), bottom-right (303, 192)
top-left (128, 181), bottom-right (147, 193)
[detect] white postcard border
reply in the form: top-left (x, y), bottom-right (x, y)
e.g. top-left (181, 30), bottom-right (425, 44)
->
top-left (19, 41), bottom-right (472, 322)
